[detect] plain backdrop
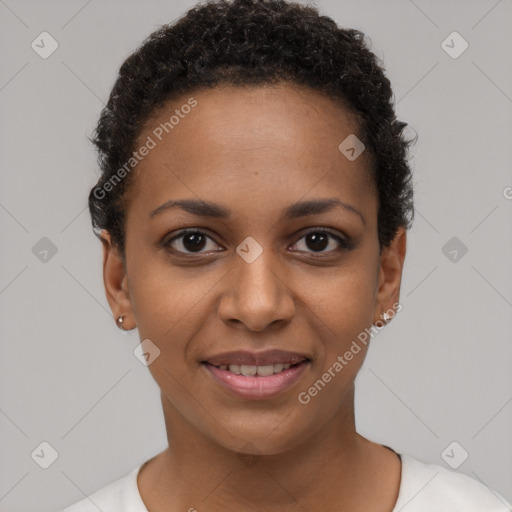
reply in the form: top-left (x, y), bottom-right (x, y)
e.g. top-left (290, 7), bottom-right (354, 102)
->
top-left (1, 0), bottom-right (511, 510)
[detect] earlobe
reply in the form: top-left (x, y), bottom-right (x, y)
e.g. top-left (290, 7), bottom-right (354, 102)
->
top-left (100, 230), bottom-right (135, 330)
top-left (373, 227), bottom-right (407, 324)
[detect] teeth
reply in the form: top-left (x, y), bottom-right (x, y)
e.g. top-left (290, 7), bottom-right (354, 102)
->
top-left (218, 362), bottom-right (298, 375)
top-left (228, 364), bottom-right (241, 374)
top-left (240, 365), bottom-right (257, 376)
top-left (256, 364), bottom-right (274, 376)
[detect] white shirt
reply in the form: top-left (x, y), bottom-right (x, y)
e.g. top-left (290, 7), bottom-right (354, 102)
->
top-left (61, 453), bottom-right (512, 511)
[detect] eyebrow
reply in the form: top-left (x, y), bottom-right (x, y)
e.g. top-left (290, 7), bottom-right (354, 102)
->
top-left (149, 198), bottom-right (365, 226)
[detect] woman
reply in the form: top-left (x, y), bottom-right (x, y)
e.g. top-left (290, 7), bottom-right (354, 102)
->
top-left (62, 0), bottom-right (511, 510)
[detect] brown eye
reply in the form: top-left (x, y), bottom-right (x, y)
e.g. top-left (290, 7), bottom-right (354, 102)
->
top-left (164, 229), bottom-right (222, 254)
top-left (291, 229), bottom-right (350, 254)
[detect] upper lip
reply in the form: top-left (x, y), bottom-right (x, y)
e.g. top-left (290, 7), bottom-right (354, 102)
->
top-left (203, 349), bottom-right (311, 367)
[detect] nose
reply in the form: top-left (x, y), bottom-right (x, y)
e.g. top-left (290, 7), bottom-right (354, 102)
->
top-left (217, 250), bottom-right (295, 332)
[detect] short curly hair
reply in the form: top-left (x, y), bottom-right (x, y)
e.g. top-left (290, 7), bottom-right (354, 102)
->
top-left (89, 0), bottom-right (415, 258)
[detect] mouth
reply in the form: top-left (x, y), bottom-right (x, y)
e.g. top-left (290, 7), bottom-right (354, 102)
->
top-left (202, 349), bottom-right (310, 368)
top-left (203, 361), bottom-right (306, 376)
top-left (200, 350), bottom-right (311, 400)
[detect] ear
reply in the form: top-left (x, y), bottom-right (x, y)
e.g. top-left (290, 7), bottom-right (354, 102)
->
top-left (100, 230), bottom-right (135, 329)
top-left (373, 227), bottom-right (407, 324)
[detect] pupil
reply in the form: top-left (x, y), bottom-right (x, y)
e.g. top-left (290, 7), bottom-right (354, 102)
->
top-left (307, 232), bottom-right (328, 252)
top-left (184, 232), bottom-right (206, 252)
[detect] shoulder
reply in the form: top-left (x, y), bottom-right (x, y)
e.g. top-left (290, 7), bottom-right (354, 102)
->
top-left (59, 464), bottom-right (146, 512)
top-left (394, 453), bottom-right (512, 512)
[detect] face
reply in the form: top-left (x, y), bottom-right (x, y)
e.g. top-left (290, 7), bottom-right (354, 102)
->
top-left (102, 83), bottom-right (406, 455)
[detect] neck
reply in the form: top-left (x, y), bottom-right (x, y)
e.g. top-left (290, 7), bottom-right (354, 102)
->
top-left (138, 385), bottom-right (401, 511)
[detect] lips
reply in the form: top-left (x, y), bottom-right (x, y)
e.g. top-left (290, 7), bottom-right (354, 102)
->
top-left (203, 349), bottom-right (310, 367)
top-left (201, 349), bottom-right (312, 399)
top-left (203, 360), bottom-right (310, 400)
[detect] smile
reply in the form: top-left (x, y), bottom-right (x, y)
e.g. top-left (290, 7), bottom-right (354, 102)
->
top-left (211, 363), bottom-right (294, 376)
top-left (202, 360), bottom-right (310, 400)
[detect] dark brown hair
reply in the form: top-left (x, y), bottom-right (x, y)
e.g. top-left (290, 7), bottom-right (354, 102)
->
top-left (89, 0), bottom-right (415, 257)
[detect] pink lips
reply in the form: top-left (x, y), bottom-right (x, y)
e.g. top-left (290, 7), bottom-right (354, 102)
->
top-left (203, 360), bottom-right (310, 400)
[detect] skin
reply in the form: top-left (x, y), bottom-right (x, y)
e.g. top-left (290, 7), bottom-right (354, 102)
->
top-left (101, 82), bottom-right (407, 512)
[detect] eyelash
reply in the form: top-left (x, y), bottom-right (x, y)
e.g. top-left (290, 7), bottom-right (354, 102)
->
top-left (163, 227), bottom-right (351, 257)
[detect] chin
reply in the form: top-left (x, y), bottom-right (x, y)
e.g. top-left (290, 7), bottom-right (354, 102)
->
top-left (209, 419), bottom-right (313, 457)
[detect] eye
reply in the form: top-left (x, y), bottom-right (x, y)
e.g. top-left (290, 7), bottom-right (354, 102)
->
top-left (163, 229), bottom-right (223, 254)
top-left (163, 227), bottom-right (351, 257)
top-left (290, 228), bottom-right (350, 255)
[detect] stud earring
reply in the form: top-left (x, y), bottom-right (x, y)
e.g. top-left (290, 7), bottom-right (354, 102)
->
top-left (117, 315), bottom-right (129, 333)
top-left (381, 312), bottom-right (391, 322)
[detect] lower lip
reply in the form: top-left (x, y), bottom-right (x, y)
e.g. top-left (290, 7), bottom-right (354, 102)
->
top-left (203, 361), bottom-right (309, 400)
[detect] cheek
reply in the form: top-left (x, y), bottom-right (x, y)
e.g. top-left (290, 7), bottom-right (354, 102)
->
top-left (294, 262), bottom-right (377, 395)
top-left (128, 256), bottom-right (218, 342)
top-left (297, 262), bottom-right (378, 337)
top-left (302, 279), bottom-right (372, 370)
top-left (129, 267), bottom-right (210, 402)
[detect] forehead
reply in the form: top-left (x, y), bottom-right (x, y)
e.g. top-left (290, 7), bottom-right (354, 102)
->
top-left (126, 83), bottom-right (376, 226)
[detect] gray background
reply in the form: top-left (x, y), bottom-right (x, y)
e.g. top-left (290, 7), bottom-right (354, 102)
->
top-left (1, 0), bottom-right (511, 510)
